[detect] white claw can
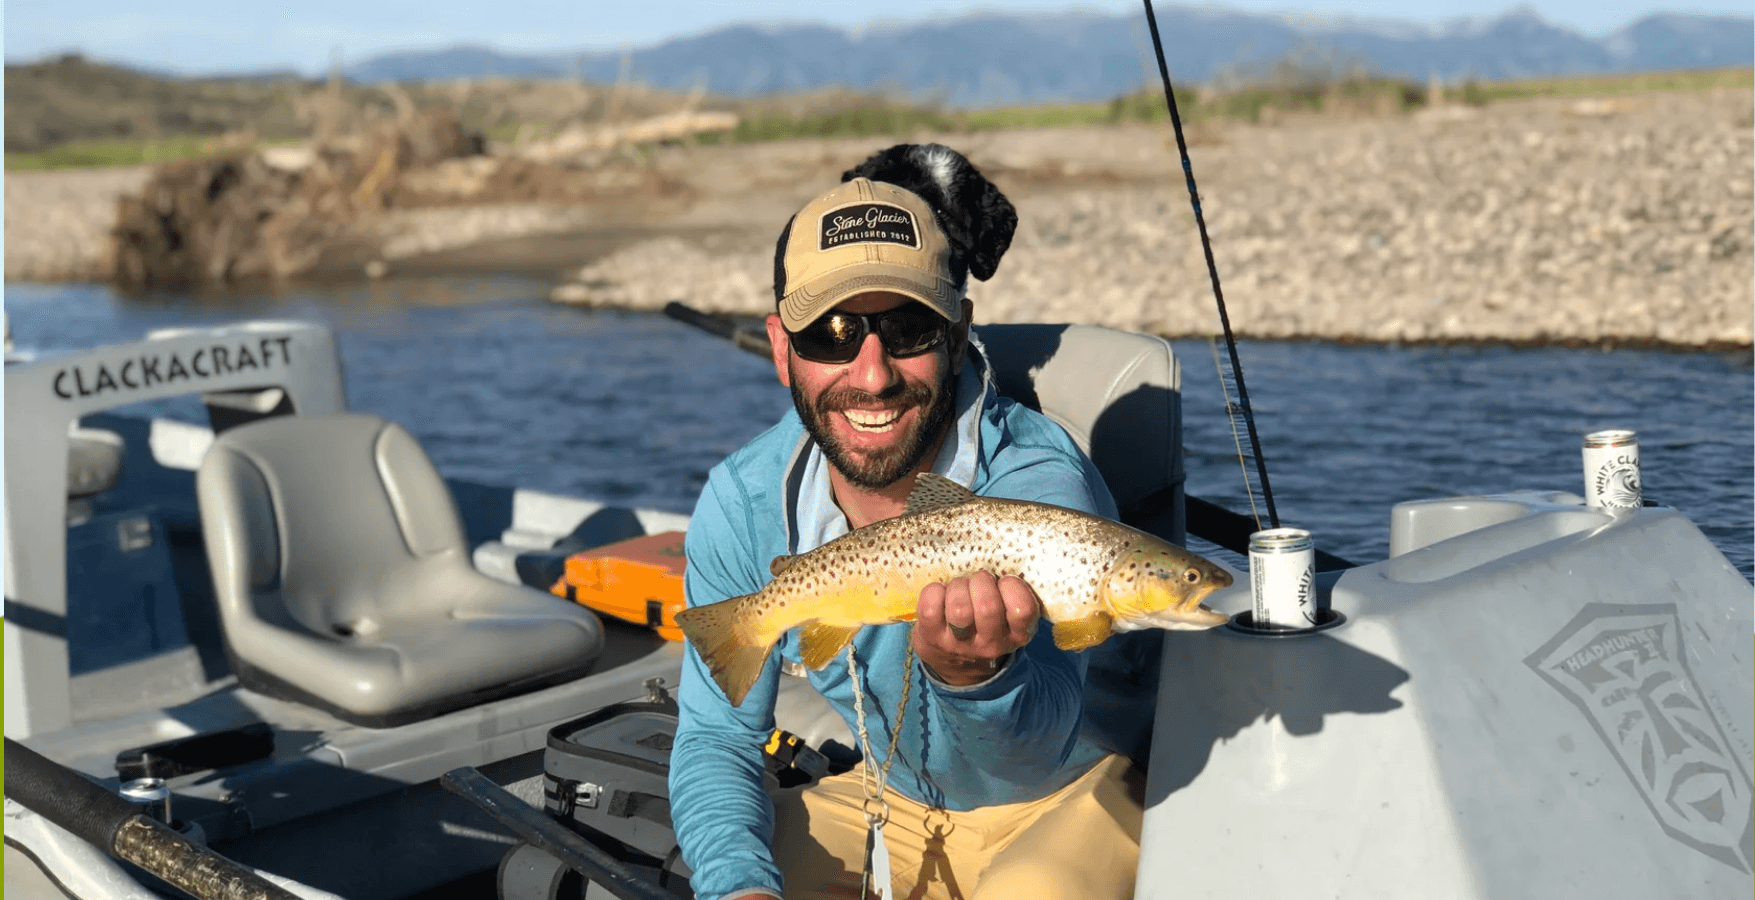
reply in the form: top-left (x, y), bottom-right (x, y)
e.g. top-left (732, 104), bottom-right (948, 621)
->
top-left (1250, 528), bottom-right (1317, 631)
top-left (1582, 429), bottom-right (1642, 510)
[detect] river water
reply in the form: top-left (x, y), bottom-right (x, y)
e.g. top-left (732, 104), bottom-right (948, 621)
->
top-left (7, 274), bottom-right (1751, 580)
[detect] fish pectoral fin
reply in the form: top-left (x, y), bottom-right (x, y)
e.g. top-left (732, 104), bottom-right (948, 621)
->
top-left (1051, 611), bottom-right (1114, 652)
top-left (904, 472), bottom-right (978, 516)
top-left (769, 554), bottom-right (800, 577)
top-left (798, 621), bottom-right (861, 670)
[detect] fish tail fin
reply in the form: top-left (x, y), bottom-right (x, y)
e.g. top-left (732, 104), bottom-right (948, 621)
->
top-left (674, 594), bottom-right (772, 706)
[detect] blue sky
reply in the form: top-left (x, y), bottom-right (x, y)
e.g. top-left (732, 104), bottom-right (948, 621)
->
top-left (5, 1), bottom-right (1750, 76)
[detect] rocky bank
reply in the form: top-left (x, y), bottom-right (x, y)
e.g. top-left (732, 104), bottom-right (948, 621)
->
top-left (554, 88), bottom-right (1754, 348)
top-left (8, 87), bottom-right (1752, 347)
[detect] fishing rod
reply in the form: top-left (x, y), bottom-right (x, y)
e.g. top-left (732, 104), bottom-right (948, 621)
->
top-left (1140, 0), bottom-right (1281, 531)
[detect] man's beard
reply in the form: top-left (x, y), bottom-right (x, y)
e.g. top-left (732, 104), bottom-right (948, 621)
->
top-left (792, 359), bottom-right (958, 490)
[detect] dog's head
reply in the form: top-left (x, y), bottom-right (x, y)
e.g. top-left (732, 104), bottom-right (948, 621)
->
top-left (840, 143), bottom-right (1017, 284)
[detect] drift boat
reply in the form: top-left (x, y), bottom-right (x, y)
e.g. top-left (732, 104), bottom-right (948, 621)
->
top-left (5, 311), bottom-right (1750, 900)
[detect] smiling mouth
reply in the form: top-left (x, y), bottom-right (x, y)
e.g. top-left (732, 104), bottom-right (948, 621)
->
top-left (842, 408), bottom-right (905, 433)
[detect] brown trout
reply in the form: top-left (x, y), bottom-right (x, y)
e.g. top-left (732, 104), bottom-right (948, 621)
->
top-left (675, 472), bottom-right (1233, 706)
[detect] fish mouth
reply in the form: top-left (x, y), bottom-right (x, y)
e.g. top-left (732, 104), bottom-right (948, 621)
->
top-left (1168, 579), bottom-right (1234, 629)
top-left (1122, 602), bottom-right (1229, 632)
top-left (1179, 604), bottom-right (1231, 629)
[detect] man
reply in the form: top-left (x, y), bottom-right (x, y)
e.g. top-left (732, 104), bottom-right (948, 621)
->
top-left (671, 144), bottom-right (1143, 900)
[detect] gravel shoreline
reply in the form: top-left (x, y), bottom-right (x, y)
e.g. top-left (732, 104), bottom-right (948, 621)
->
top-left (555, 89), bottom-right (1754, 348)
top-left (9, 88), bottom-right (1751, 347)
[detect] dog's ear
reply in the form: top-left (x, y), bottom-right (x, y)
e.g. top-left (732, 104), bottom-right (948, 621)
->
top-left (840, 145), bottom-right (912, 185)
top-left (842, 143), bottom-right (1017, 281)
top-left (959, 171), bottom-right (1016, 282)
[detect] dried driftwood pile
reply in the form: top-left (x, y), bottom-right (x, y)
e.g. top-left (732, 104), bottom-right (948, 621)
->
top-left (111, 110), bottom-right (477, 289)
top-left (105, 72), bottom-right (731, 291)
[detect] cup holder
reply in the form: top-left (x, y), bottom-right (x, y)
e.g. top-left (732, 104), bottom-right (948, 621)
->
top-left (1225, 608), bottom-right (1347, 637)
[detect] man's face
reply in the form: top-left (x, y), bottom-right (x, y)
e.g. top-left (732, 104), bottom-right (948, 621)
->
top-left (767, 291), bottom-right (964, 490)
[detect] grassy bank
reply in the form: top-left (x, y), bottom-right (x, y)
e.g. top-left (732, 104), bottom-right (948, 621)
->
top-left (7, 55), bottom-right (1750, 171)
top-left (1457, 66), bottom-right (1753, 102)
top-left (700, 65), bottom-right (1751, 144)
top-left (4, 135), bottom-right (239, 170)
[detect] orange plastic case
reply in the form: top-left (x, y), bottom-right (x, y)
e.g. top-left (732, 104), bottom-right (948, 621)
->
top-left (551, 531), bottom-right (688, 641)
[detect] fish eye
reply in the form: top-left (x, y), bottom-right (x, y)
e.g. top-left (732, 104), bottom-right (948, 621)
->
top-left (1183, 568), bottom-right (1200, 583)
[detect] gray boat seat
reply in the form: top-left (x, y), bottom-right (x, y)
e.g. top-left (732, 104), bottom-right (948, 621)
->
top-left (976, 324), bottom-right (1181, 534)
top-left (196, 412), bottom-right (606, 727)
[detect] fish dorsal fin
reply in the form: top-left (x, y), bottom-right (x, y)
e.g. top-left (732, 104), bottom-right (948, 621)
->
top-left (769, 554), bottom-right (800, 577)
top-left (905, 472), bottom-right (978, 516)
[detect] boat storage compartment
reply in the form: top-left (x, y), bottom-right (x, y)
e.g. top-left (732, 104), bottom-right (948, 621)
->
top-left (533, 693), bottom-right (838, 893)
top-left (539, 700), bottom-right (692, 892)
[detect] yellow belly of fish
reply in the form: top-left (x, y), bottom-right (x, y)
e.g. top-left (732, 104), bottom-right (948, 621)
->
top-left (752, 571), bottom-right (931, 646)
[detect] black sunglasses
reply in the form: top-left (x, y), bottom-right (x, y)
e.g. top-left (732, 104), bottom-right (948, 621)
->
top-left (787, 302), bottom-right (951, 365)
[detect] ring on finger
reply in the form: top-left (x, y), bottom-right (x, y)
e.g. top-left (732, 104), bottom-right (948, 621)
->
top-left (948, 623), bottom-right (975, 641)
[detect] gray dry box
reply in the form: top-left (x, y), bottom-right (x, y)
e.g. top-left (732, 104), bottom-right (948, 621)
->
top-left (543, 701), bottom-right (690, 876)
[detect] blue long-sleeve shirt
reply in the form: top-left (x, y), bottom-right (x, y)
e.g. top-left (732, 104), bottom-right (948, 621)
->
top-left (670, 346), bottom-right (1120, 900)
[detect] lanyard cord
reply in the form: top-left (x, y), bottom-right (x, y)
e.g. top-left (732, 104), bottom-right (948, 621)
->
top-left (848, 634), bottom-right (914, 900)
top-left (848, 632), bottom-right (916, 825)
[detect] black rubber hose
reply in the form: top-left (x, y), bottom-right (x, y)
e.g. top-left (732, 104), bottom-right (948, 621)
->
top-left (4, 737), bottom-right (143, 848)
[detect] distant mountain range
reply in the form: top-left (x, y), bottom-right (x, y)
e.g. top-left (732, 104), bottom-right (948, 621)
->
top-left (342, 8), bottom-right (1755, 107)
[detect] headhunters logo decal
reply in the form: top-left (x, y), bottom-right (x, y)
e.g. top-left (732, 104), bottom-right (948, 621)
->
top-left (818, 202), bottom-right (921, 250)
top-left (1526, 603), bottom-right (1753, 871)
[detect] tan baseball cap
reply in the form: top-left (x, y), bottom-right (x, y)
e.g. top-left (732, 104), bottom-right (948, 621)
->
top-left (777, 177), bottom-right (961, 332)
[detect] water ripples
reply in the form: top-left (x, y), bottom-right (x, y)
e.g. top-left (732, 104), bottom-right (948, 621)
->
top-left (1175, 339), bottom-right (1753, 576)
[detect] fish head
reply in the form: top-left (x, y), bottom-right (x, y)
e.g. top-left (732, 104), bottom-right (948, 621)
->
top-left (1099, 541), bottom-right (1233, 631)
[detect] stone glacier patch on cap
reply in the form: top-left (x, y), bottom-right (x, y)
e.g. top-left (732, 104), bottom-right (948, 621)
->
top-left (818, 202), bottom-right (922, 251)
top-left (777, 176), bottom-right (962, 332)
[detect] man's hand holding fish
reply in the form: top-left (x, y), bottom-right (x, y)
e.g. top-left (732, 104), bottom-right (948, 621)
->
top-left (914, 570), bottom-right (1039, 685)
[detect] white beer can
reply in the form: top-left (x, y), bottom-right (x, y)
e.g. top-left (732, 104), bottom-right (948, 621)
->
top-left (1249, 528), bottom-right (1317, 631)
top-left (1582, 430), bottom-right (1641, 510)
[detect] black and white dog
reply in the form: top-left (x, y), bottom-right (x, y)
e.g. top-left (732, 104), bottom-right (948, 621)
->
top-left (840, 143), bottom-right (1018, 286)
